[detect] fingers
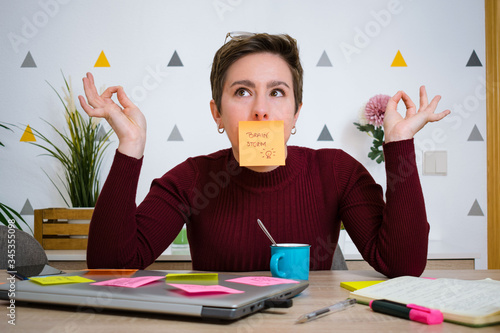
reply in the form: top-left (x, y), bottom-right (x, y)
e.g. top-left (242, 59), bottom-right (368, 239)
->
top-left (87, 72), bottom-right (95, 87)
top-left (428, 109), bottom-right (451, 122)
top-left (419, 85), bottom-right (428, 108)
top-left (427, 95), bottom-right (442, 112)
top-left (78, 95), bottom-right (95, 116)
top-left (386, 91), bottom-right (403, 112)
top-left (401, 91), bottom-right (417, 116)
top-left (418, 90), bottom-right (450, 124)
top-left (387, 90), bottom-right (417, 115)
top-left (116, 86), bottom-right (136, 109)
top-left (81, 73), bottom-right (101, 108)
top-left (79, 73), bottom-right (139, 122)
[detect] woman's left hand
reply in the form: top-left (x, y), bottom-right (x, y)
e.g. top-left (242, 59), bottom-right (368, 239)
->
top-left (383, 86), bottom-right (451, 143)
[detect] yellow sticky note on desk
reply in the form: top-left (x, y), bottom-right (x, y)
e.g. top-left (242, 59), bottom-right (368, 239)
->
top-left (340, 280), bottom-right (384, 292)
top-left (166, 273), bottom-right (218, 283)
top-left (29, 276), bottom-right (95, 285)
top-left (238, 121), bottom-right (285, 167)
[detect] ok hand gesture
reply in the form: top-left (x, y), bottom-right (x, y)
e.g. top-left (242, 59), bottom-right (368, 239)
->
top-left (78, 72), bottom-right (147, 159)
top-left (383, 86), bottom-right (451, 143)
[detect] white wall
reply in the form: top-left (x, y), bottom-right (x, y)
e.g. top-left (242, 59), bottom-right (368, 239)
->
top-left (0, 0), bottom-right (487, 267)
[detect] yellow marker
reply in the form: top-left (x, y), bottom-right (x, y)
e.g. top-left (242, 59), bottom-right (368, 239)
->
top-left (29, 276), bottom-right (95, 285)
top-left (94, 50), bottom-right (110, 67)
top-left (238, 121), bottom-right (286, 167)
top-left (391, 50), bottom-right (407, 67)
top-left (20, 125), bottom-right (36, 142)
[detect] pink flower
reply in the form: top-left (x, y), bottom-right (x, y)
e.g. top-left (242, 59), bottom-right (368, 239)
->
top-left (364, 94), bottom-right (391, 127)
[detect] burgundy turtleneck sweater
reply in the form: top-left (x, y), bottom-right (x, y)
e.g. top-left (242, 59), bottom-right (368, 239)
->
top-left (86, 139), bottom-right (429, 278)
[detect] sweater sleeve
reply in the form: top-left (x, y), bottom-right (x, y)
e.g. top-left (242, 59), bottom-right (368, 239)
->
top-left (337, 139), bottom-right (429, 278)
top-left (86, 150), bottom-right (189, 269)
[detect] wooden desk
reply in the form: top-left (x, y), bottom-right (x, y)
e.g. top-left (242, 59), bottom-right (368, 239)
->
top-left (1, 270), bottom-right (499, 332)
top-left (46, 249), bottom-right (478, 271)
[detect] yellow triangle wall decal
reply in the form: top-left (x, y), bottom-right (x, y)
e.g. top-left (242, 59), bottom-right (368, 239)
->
top-left (20, 125), bottom-right (36, 142)
top-left (391, 50), bottom-right (407, 67)
top-left (94, 51), bottom-right (110, 67)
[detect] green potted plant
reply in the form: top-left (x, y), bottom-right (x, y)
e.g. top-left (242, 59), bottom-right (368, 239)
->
top-left (0, 122), bottom-right (33, 232)
top-left (29, 72), bottom-right (113, 208)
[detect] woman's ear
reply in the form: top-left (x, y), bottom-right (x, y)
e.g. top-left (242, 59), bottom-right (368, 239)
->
top-left (210, 100), bottom-right (223, 128)
top-left (293, 103), bottom-right (302, 126)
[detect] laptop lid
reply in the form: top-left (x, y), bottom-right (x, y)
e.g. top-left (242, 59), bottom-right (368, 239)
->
top-left (0, 270), bottom-right (309, 320)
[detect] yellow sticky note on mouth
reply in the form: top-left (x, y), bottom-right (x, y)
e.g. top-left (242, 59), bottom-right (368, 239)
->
top-left (238, 121), bottom-right (286, 167)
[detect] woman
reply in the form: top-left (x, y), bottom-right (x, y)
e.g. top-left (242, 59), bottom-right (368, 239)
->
top-left (79, 33), bottom-right (450, 278)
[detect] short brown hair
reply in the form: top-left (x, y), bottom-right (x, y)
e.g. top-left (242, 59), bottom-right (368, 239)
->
top-left (210, 33), bottom-right (303, 114)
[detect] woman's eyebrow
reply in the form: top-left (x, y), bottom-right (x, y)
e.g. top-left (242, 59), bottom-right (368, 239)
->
top-left (230, 80), bottom-right (255, 88)
top-left (229, 80), bottom-right (290, 89)
top-left (267, 80), bottom-right (290, 89)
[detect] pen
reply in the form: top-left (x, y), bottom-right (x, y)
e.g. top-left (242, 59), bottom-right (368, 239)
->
top-left (369, 300), bottom-right (443, 325)
top-left (296, 298), bottom-right (356, 323)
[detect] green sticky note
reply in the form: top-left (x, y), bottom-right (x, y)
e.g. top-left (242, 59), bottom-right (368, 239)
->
top-left (165, 273), bottom-right (218, 283)
top-left (29, 276), bottom-right (95, 285)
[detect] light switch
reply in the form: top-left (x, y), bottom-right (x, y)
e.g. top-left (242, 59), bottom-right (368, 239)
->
top-left (423, 151), bottom-right (447, 175)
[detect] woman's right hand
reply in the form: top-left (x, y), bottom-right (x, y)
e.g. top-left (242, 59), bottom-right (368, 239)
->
top-left (78, 72), bottom-right (147, 159)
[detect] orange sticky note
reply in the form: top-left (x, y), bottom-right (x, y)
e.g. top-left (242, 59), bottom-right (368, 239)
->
top-left (83, 269), bottom-right (138, 277)
top-left (238, 121), bottom-right (285, 167)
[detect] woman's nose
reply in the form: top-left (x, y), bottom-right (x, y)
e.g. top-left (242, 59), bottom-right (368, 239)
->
top-left (253, 111), bottom-right (269, 121)
top-left (252, 96), bottom-right (269, 120)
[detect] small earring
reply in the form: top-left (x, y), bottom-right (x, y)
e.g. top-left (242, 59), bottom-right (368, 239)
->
top-left (218, 126), bottom-right (225, 134)
top-left (291, 126), bottom-right (297, 135)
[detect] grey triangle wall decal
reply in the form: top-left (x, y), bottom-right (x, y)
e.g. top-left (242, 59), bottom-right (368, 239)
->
top-left (20, 199), bottom-right (34, 215)
top-left (468, 199), bottom-right (484, 216)
top-left (466, 50), bottom-right (482, 67)
top-left (467, 125), bottom-right (484, 141)
top-left (317, 51), bottom-right (333, 67)
top-left (168, 51), bottom-right (183, 67)
top-left (318, 125), bottom-right (333, 141)
top-left (21, 51), bottom-right (37, 68)
top-left (168, 125), bottom-right (184, 141)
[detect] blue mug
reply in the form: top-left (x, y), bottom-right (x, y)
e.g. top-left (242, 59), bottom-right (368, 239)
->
top-left (270, 243), bottom-right (311, 280)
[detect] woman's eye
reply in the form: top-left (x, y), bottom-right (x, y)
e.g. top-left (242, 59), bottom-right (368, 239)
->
top-left (236, 88), bottom-right (250, 97)
top-left (271, 89), bottom-right (284, 97)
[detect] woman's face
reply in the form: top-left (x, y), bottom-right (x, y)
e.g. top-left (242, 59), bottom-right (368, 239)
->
top-left (210, 52), bottom-right (301, 169)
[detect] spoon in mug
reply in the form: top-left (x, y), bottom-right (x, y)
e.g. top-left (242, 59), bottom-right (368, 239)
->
top-left (257, 219), bottom-right (277, 246)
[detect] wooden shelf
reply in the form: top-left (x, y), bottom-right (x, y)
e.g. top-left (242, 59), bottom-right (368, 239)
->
top-left (34, 208), bottom-right (93, 250)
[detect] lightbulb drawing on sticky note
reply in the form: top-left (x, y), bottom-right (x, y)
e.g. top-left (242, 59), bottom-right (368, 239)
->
top-left (238, 121), bottom-right (285, 167)
top-left (262, 148), bottom-right (276, 159)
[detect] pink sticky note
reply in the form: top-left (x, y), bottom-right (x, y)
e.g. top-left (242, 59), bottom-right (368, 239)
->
top-left (91, 276), bottom-right (164, 288)
top-left (226, 276), bottom-right (299, 286)
top-left (168, 284), bottom-right (244, 294)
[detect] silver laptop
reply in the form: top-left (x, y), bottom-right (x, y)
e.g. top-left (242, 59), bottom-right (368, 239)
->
top-left (0, 270), bottom-right (308, 320)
